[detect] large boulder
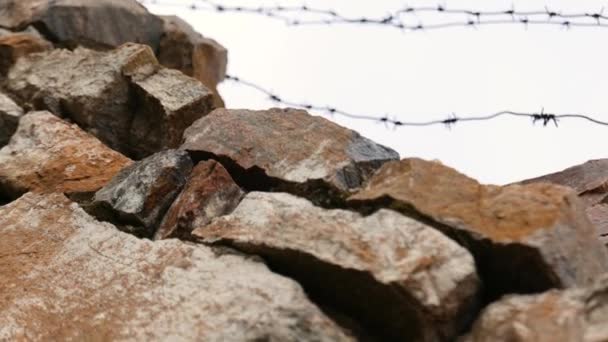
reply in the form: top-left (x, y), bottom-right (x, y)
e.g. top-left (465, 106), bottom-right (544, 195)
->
top-left (155, 160), bottom-right (244, 240)
top-left (0, 0), bottom-right (163, 50)
top-left (0, 91), bottom-right (23, 146)
top-left (181, 108), bottom-right (399, 205)
top-left (0, 192), bottom-right (353, 341)
top-left (6, 43), bottom-right (214, 158)
top-left (349, 158), bottom-right (608, 301)
top-left (92, 150), bottom-right (193, 238)
top-left (194, 191), bottom-right (480, 341)
top-left (158, 15), bottom-right (227, 108)
top-left (0, 111), bottom-right (131, 199)
top-left (463, 274), bottom-right (608, 342)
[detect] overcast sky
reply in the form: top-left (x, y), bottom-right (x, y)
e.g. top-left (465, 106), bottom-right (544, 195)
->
top-left (144, 0), bottom-right (608, 185)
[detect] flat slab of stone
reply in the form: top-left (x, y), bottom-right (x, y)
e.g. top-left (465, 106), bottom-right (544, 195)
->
top-left (0, 0), bottom-right (163, 50)
top-left (194, 191), bottom-right (480, 341)
top-left (349, 158), bottom-right (608, 300)
top-left (7, 43), bottom-right (214, 158)
top-left (155, 160), bottom-right (244, 240)
top-left (0, 91), bottom-right (23, 147)
top-left (92, 150), bottom-right (193, 238)
top-left (181, 108), bottom-right (399, 204)
top-left (0, 192), bottom-right (352, 341)
top-left (463, 275), bottom-right (608, 342)
top-left (0, 111), bottom-right (131, 199)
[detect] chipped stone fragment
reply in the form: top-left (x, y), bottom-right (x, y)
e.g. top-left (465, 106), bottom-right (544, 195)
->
top-left (0, 192), bottom-right (353, 341)
top-left (181, 108), bottom-right (399, 204)
top-left (0, 111), bottom-right (131, 199)
top-left (155, 160), bottom-right (244, 240)
top-left (463, 274), bottom-right (608, 342)
top-left (0, 91), bottom-right (23, 146)
top-left (349, 158), bottom-right (608, 300)
top-left (92, 149), bottom-right (193, 238)
top-left (194, 191), bottom-right (480, 341)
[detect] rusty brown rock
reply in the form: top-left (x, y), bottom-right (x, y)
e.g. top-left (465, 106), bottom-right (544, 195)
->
top-left (155, 160), bottom-right (244, 240)
top-left (0, 111), bottom-right (131, 199)
top-left (463, 274), bottom-right (608, 342)
top-left (0, 91), bottom-right (23, 147)
top-left (194, 191), bottom-right (480, 341)
top-left (92, 150), bottom-right (193, 238)
top-left (0, 31), bottom-right (52, 75)
top-left (349, 158), bottom-right (608, 300)
top-left (158, 15), bottom-right (227, 108)
top-left (7, 43), bottom-right (214, 158)
top-left (181, 108), bottom-right (399, 205)
top-left (0, 192), bottom-right (354, 341)
top-left (0, 0), bottom-right (163, 50)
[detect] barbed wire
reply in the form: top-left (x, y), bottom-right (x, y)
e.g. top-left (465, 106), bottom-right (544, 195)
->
top-left (225, 74), bottom-right (608, 128)
top-left (140, 0), bottom-right (608, 31)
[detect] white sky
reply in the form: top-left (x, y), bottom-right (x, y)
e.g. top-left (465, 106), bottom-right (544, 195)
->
top-left (145, 0), bottom-right (608, 185)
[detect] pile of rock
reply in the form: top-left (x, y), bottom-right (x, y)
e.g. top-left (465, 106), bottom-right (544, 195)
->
top-left (0, 1), bottom-right (607, 341)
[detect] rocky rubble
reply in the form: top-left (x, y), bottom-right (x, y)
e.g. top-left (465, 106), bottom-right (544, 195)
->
top-left (0, 0), bottom-right (607, 341)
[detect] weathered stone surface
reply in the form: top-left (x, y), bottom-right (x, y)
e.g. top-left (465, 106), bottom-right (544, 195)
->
top-left (155, 160), bottom-right (244, 240)
top-left (92, 150), bottom-right (193, 238)
top-left (0, 192), bottom-right (353, 341)
top-left (182, 108), bottom-right (399, 204)
top-left (0, 91), bottom-right (23, 147)
top-left (0, 31), bottom-right (52, 75)
top-left (463, 274), bottom-right (608, 342)
top-left (7, 43), bottom-right (214, 158)
top-left (349, 158), bottom-right (608, 300)
top-left (520, 159), bottom-right (608, 207)
top-left (158, 15), bottom-right (227, 108)
top-left (0, 0), bottom-right (163, 50)
top-left (0, 111), bottom-right (131, 199)
top-left (194, 191), bottom-right (480, 341)
top-left (586, 204), bottom-right (608, 246)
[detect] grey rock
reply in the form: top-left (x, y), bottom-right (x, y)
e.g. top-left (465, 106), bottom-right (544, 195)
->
top-left (0, 192), bottom-right (354, 341)
top-left (0, 92), bottom-right (23, 146)
top-left (181, 108), bottom-right (399, 204)
top-left (194, 191), bottom-right (480, 341)
top-left (0, 0), bottom-right (163, 50)
top-left (93, 149), bottom-right (193, 238)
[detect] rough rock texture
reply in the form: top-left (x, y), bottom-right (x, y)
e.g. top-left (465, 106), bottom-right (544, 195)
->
top-left (586, 204), bottom-right (608, 246)
top-left (0, 192), bottom-right (353, 341)
top-left (0, 0), bottom-right (163, 50)
top-left (6, 43), bottom-right (214, 158)
top-left (158, 15), bottom-right (227, 108)
top-left (0, 31), bottom-right (52, 75)
top-left (0, 111), bottom-right (131, 199)
top-left (0, 91), bottom-right (23, 146)
top-left (349, 158), bottom-right (608, 301)
top-left (92, 150), bottom-right (193, 238)
top-left (155, 160), bottom-right (244, 240)
top-left (195, 191), bottom-right (480, 341)
top-left (182, 108), bottom-right (399, 204)
top-left (463, 275), bottom-right (608, 342)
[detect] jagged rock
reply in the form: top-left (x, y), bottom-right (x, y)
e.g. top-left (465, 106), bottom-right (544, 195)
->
top-left (7, 43), bottom-right (214, 158)
top-left (349, 158), bottom-right (608, 301)
top-left (0, 111), bottom-right (131, 199)
top-left (194, 191), bottom-right (480, 341)
top-left (520, 159), bottom-right (608, 207)
top-left (0, 91), bottom-right (23, 146)
top-left (0, 31), bottom-right (52, 75)
top-left (155, 160), bottom-right (244, 240)
top-left (181, 108), bottom-right (399, 205)
top-left (158, 15), bottom-right (227, 108)
top-left (0, 192), bottom-right (353, 341)
top-left (0, 0), bottom-right (163, 50)
top-left (92, 150), bottom-right (193, 238)
top-left (462, 274), bottom-right (608, 342)
top-left (586, 204), bottom-right (608, 246)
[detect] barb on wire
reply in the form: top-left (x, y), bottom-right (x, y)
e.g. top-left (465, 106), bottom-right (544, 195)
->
top-left (225, 74), bottom-right (608, 129)
top-left (140, 0), bottom-right (608, 31)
